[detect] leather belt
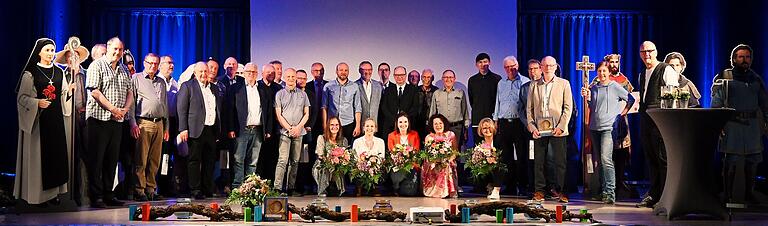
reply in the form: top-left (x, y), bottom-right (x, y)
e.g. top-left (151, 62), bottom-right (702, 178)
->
top-left (138, 117), bottom-right (164, 122)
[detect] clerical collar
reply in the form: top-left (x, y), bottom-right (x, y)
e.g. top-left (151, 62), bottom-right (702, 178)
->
top-left (37, 62), bottom-right (53, 68)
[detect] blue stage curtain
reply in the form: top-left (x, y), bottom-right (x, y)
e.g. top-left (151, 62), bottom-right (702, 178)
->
top-left (88, 8), bottom-right (249, 79)
top-left (519, 11), bottom-right (657, 184)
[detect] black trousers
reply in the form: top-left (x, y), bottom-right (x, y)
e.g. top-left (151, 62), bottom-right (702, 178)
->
top-left (533, 136), bottom-right (567, 193)
top-left (86, 118), bottom-right (122, 201)
top-left (497, 119), bottom-right (530, 193)
top-left (342, 123), bottom-right (357, 145)
top-left (188, 126), bottom-right (217, 195)
top-left (118, 121), bottom-right (136, 198)
top-left (157, 116), bottom-right (178, 196)
top-left (640, 111), bottom-right (667, 202)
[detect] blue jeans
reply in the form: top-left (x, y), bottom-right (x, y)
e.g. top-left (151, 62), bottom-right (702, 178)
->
top-left (591, 129), bottom-right (615, 199)
top-left (232, 126), bottom-right (264, 188)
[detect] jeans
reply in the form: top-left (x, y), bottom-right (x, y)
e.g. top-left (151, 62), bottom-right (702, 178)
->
top-left (232, 126), bottom-right (264, 188)
top-left (274, 134), bottom-right (302, 190)
top-left (591, 129), bottom-right (615, 199)
top-left (533, 136), bottom-right (566, 192)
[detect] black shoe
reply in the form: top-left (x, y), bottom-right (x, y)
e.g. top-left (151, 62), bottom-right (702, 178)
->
top-left (290, 191), bottom-right (303, 197)
top-left (192, 191), bottom-right (206, 200)
top-left (134, 194), bottom-right (148, 202)
top-left (90, 199), bottom-right (106, 208)
top-left (46, 197), bottom-right (61, 205)
top-left (636, 196), bottom-right (655, 208)
top-left (104, 198), bottom-right (125, 206)
top-left (148, 193), bottom-right (164, 201)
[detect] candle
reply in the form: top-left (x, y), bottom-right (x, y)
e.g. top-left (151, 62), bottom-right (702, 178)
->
top-left (461, 207), bottom-right (470, 223)
top-left (335, 205), bottom-right (342, 212)
top-left (141, 203), bottom-right (151, 221)
top-left (254, 206), bottom-right (262, 222)
top-left (495, 209), bottom-right (503, 223)
top-left (210, 202), bottom-right (219, 214)
top-left (288, 211), bottom-right (292, 221)
top-left (505, 207), bottom-right (514, 223)
top-left (556, 205), bottom-right (563, 223)
top-left (450, 204), bottom-right (457, 215)
top-left (128, 205), bottom-right (137, 221)
top-left (351, 204), bottom-right (359, 222)
top-left (244, 207), bottom-right (252, 222)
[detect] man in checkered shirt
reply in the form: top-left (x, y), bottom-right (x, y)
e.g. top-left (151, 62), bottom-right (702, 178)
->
top-left (84, 37), bottom-right (134, 208)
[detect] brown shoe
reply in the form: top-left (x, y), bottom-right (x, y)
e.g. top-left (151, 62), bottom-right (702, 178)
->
top-left (533, 191), bottom-right (545, 202)
top-left (559, 193), bottom-right (569, 203)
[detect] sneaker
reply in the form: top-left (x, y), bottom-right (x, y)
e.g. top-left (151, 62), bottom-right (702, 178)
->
top-left (636, 196), bottom-right (654, 208)
top-left (533, 191), bottom-right (545, 202)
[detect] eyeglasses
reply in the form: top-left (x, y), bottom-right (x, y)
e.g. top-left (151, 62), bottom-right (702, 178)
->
top-left (442, 76), bottom-right (456, 79)
top-left (144, 61), bottom-right (159, 65)
top-left (244, 70), bottom-right (257, 73)
top-left (394, 73), bottom-right (406, 76)
top-left (640, 49), bottom-right (655, 54)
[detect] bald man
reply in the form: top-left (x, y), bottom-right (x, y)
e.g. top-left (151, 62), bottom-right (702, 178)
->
top-left (635, 41), bottom-right (679, 208)
top-left (178, 61), bottom-right (223, 199)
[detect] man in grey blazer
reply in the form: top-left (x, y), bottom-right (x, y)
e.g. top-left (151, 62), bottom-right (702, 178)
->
top-left (356, 61), bottom-right (383, 134)
top-left (177, 62), bottom-right (223, 199)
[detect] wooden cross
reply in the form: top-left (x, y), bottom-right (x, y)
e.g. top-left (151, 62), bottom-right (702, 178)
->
top-left (576, 55), bottom-right (596, 87)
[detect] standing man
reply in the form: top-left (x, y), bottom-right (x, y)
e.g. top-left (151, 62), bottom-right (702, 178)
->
top-left (635, 41), bottom-right (679, 208)
top-left (296, 69), bottom-right (315, 195)
top-left (355, 61), bottom-right (383, 134)
top-left (85, 37), bottom-right (133, 208)
top-left (304, 63), bottom-right (327, 194)
top-left (493, 56), bottom-right (531, 196)
top-left (712, 44), bottom-right (767, 205)
top-left (257, 64), bottom-right (281, 181)
top-left (177, 62), bottom-right (223, 199)
top-left (271, 60), bottom-right (285, 87)
top-left (322, 62), bottom-right (362, 143)
top-left (380, 66), bottom-right (420, 138)
top-left (468, 53), bottom-right (502, 143)
top-left (217, 57), bottom-right (244, 194)
top-left (158, 55), bottom-right (181, 197)
top-left (127, 53), bottom-right (169, 201)
top-left (228, 63), bottom-right (273, 189)
top-left (526, 56), bottom-right (573, 203)
top-left (416, 69), bottom-right (439, 139)
top-left (378, 62), bottom-right (393, 90)
top-left (429, 70), bottom-right (470, 147)
top-left (90, 44), bottom-right (106, 62)
top-left (273, 68), bottom-right (310, 196)
top-left (408, 70), bottom-right (420, 86)
top-left (219, 57), bottom-right (245, 93)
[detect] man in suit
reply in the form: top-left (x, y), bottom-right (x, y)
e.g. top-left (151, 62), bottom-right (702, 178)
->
top-left (302, 63), bottom-right (326, 195)
top-left (227, 63), bottom-right (274, 189)
top-left (526, 56), bottom-right (573, 203)
top-left (355, 61), bottom-right (383, 134)
top-left (378, 62), bottom-right (393, 90)
top-left (379, 66), bottom-right (419, 138)
top-left (178, 62), bottom-right (223, 199)
top-left (217, 57), bottom-right (244, 194)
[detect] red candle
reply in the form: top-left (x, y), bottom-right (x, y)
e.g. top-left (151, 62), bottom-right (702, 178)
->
top-left (141, 203), bottom-right (151, 221)
top-left (556, 205), bottom-right (563, 223)
top-left (351, 204), bottom-right (358, 222)
top-left (210, 202), bottom-right (219, 214)
top-left (450, 204), bottom-right (457, 215)
top-left (288, 211), bottom-right (292, 221)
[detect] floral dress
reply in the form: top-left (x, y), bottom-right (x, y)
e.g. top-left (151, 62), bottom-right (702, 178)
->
top-left (421, 131), bottom-right (457, 198)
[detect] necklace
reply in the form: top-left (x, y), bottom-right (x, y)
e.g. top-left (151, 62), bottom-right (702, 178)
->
top-left (35, 65), bottom-right (54, 85)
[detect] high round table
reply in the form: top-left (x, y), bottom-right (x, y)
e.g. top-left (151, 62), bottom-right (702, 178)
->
top-left (647, 108), bottom-right (734, 220)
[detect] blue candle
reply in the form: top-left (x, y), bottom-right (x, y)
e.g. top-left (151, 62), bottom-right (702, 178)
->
top-left (128, 205), bottom-right (137, 221)
top-left (335, 205), bottom-right (342, 212)
top-left (506, 207), bottom-right (514, 223)
top-left (461, 207), bottom-right (470, 223)
top-left (254, 205), bottom-right (262, 222)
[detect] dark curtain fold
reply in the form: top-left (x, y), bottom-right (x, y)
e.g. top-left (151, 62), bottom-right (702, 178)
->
top-left (89, 8), bottom-right (249, 79)
top-left (519, 11), bottom-right (657, 182)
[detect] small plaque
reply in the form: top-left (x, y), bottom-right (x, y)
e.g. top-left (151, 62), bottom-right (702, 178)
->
top-left (537, 116), bottom-right (554, 137)
top-left (264, 197), bottom-right (289, 221)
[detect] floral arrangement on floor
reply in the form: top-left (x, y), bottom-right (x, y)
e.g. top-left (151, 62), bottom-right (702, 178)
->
top-left (463, 143), bottom-right (507, 182)
top-left (350, 152), bottom-right (383, 191)
top-left (419, 134), bottom-right (456, 169)
top-left (320, 145), bottom-right (355, 178)
top-left (389, 143), bottom-right (418, 173)
top-left (226, 173), bottom-right (278, 207)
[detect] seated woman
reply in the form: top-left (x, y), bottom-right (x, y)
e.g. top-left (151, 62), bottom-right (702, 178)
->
top-left (352, 118), bottom-right (385, 196)
top-left (476, 118), bottom-right (505, 200)
top-left (421, 114), bottom-right (459, 198)
top-left (387, 112), bottom-right (421, 196)
top-left (312, 117), bottom-right (348, 196)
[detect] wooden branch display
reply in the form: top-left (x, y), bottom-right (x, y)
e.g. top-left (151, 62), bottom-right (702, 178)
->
top-left (443, 201), bottom-right (600, 223)
top-left (288, 203), bottom-right (407, 222)
top-left (133, 204), bottom-right (243, 221)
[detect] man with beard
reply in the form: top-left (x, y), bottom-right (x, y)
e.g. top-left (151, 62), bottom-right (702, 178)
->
top-left (712, 44), bottom-right (768, 205)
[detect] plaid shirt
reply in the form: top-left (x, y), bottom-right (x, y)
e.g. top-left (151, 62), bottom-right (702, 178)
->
top-left (85, 57), bottom-right (133, 122)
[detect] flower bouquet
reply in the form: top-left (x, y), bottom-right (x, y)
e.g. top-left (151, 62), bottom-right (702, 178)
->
top-left (226, 173), bottom-right (278, 207)
top-left (320, 145), bottom-right (355, 178)
top-left (350, 152), bottom-right (384, 192)
top-left (419, 135), bottom-right (456, 169)
top-left (389, 143), bottom-right (418, 173)
top-left (463, 143), bottom-right (507, 182)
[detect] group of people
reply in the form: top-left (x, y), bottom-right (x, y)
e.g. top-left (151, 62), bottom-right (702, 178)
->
top-left (14, 35), bottom-right (764, 210)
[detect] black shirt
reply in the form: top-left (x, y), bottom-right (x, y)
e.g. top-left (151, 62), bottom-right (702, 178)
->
top-left (467, 70), bottom-right (501, 125)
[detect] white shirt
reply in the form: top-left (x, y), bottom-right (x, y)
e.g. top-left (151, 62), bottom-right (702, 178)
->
top-left (396, 83), bottom-right (406, 95)
top-left (363, 80), bottom-right (372, 101)
top-left (245, 83), bottom-right (262, 126)
top-left (352, 136), bottom-right (386, 159)
top-left (541, 77), bottom-right (555, 118)
top-left (199, 82), bottom-right (217, 126)
top-left (642, 63), bottom-right (680, 101)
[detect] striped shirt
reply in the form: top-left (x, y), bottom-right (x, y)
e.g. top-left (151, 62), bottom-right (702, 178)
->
top-left (86, 58), bottom-right (133, 122)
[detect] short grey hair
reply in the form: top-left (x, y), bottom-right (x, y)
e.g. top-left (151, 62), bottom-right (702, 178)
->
top-left (503, 55), bottom-right (518, 64)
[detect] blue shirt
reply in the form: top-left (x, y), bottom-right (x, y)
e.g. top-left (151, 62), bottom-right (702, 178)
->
top-left (588, 81), bottom-right (634, 131)
top-left (493, 73), bottom-right (530, 120)
top-left (322, 79), bottom-right (362, 126)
